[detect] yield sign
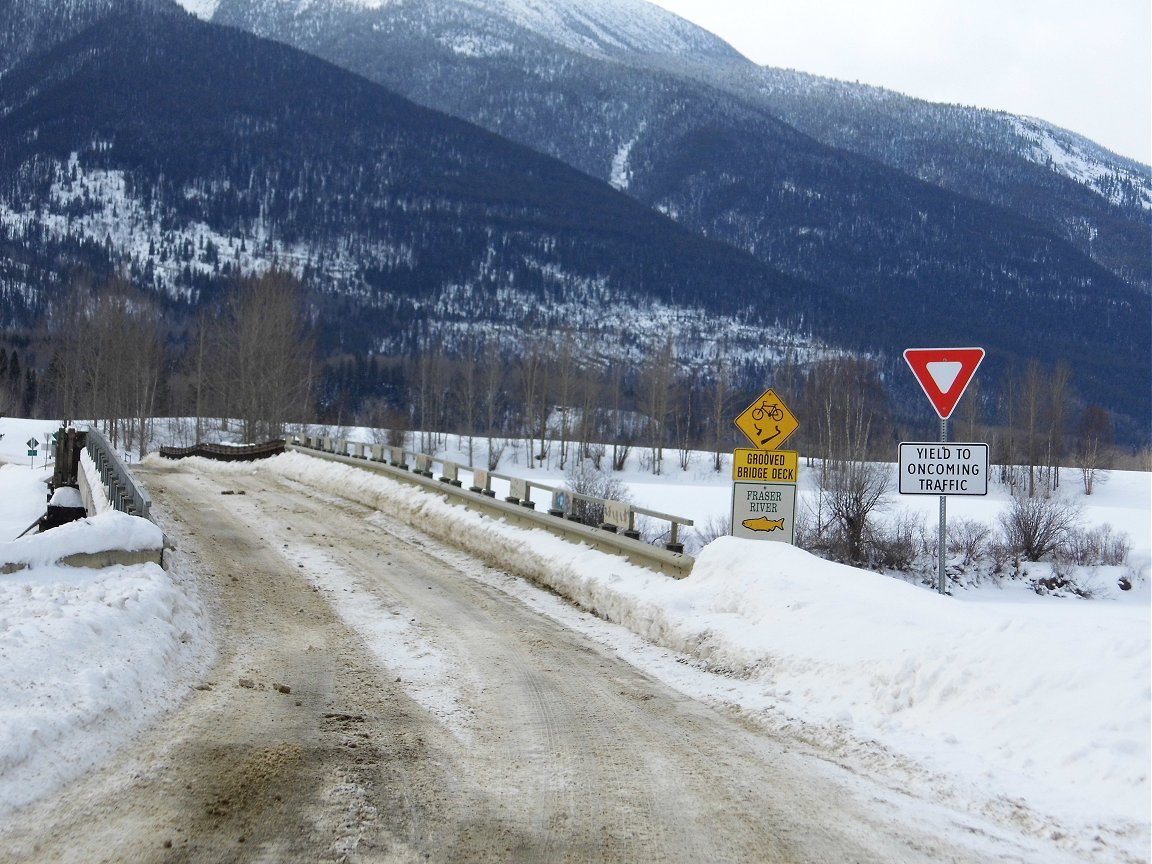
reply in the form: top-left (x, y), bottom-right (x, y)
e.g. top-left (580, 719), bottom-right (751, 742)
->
top-left (904, 347), bottom-right (985, 419)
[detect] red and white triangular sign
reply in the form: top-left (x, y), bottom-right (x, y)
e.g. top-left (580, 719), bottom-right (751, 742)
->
top-left (904, 347), bottom-right (985, 419)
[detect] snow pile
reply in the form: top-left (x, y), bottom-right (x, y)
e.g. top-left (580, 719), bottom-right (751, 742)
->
top-left (0, 560), bottom-right (208, 815)
top-left (0, 511), bottom-right (165, 571)
top-left (0, 455), bottom-right (209, 821)
top-left (48, 486), bottom-right (83, 508)
top-left (685, 539), bottom-right (1149, 815)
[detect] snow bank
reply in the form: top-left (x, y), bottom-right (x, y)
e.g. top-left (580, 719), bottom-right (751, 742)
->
top-left (685, 539), bottom-right (1150, 820)
top-left (0, 559), bottom-right (209, 817)
top-left (0, 454), bottom-right (209, 820)
top-left (0, 511), bottom-right (165, 571)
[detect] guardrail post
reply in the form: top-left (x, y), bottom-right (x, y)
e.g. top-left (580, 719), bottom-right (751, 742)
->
top-left (506, 476), bottom-right (525, 506)
top-left (439, 461), bottom-right (462, 487)
top-left (415, 453), bottom-right (433, 478)
top-left (666, 521), bottom-right (685, 554)
top-left (470, 468), bottom-right (496, 497)
top-left (623, 507), bottom-right (641, 541)
top-left (548, 488), bottom-right (567, 518)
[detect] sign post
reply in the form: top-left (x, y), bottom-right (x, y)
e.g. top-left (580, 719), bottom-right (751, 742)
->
top-left (902, 348), bottom-right (986, 595)
top-left (731, 390), bottom-right (800, 543)
top-left (936, 417), bottom-right (948, 595)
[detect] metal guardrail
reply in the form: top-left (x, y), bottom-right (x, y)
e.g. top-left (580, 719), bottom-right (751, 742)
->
top-left (289, 436), bottom-right (695, 577)
top-left (85, 426), bottom-right (152, 520)
top-left (159, 440), bottom-right (285, 461)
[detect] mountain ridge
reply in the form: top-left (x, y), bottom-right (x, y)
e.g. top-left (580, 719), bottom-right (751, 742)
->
top-left (0, 4), bottom-right (822, 362)
top-left (205, 0), bottom-right (1149, 294)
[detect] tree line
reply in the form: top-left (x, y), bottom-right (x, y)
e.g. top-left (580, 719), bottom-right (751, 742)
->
top-left (23, 270), bottom-right (311, 455)
top-left (5, 270), bottom-right (1124, 499)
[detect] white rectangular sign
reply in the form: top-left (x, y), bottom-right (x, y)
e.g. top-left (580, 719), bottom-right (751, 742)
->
top-left (899, 442), bottom-right (988, 496)
top-left (730, 482), bottom-right (797, 543)
top-left (602, 500), bottom-right (631, 530)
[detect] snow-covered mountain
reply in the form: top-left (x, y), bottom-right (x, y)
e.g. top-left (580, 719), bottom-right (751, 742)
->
top-left (1, 0), bottom-right (1148, 438)
top-left (0, 2), bottom-right (822, 381)
top-left (184, 0), bottom-right (743, 62)
top-left (204, 0), bottom-right (1149, 294)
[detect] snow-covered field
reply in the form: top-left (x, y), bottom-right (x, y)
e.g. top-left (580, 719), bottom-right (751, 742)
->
top-left (0, 416), bottom-right (1148, 862)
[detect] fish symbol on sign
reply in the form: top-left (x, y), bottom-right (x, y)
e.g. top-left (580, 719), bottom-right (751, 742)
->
top-left (742, 517), bottom-right (785, 533)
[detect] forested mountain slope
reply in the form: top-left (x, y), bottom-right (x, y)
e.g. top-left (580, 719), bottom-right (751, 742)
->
top-left (207, 0), bottom-right (1151, 431)
top-left (210, 0), bottom-right (1151, 293)
top-left (0, 4), bottom-right (815, 359)
top-left (0, 0), bottom-right (1147, 440)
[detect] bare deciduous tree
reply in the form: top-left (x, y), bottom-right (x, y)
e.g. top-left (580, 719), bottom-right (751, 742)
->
top-left (208, 271), bottom-right (314, 444)
top-left (53, 275), bottom-right (166, 454)
top-left (999, 492), bottom-right (1082, 561)
top-left (1075, 405), bottom-right (1113, 495)
top-left (517, 336), bottom-right (549, 468)
top-left (805, 358), bottom-right (892, 564)
top-left (479, 336), bottom-right (509, 470)
top-left (552, 330), bottom-right (579, 471)
top-left (707, 354), bottom-right (732, 473)
top-left (639, 338), bottom-right (675, 475)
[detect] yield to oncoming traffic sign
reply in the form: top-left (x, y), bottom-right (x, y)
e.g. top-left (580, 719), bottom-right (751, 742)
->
top-left (899, 442), bottom-right (988, 496)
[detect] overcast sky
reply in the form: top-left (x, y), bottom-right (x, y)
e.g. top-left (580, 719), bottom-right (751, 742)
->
top-left (647, 0), bottom-right (1150, 164)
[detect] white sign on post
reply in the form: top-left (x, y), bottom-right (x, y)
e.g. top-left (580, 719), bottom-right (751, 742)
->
top-left (730, 482), bottom-right (797, 543)
top-left (899, 443), bottom-right (988, 496)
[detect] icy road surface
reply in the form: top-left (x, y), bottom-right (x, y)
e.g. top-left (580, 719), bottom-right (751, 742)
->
top-left (2, 459), bottom-right (1061, 863)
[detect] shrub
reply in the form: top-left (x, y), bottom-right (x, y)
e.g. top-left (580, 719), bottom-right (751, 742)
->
top-left (948, 518), bottom-right (992, 567)
top-left (690, 514), bottom-right (732, 554)
top-left (869, 510), bottom-right (922, 571)
top-left (1063, 524), bottom-right (1131, 567)
top-left (563, 459), bottom-right (631, 525)
top-left (998, 493), bottom-right (1082, 561)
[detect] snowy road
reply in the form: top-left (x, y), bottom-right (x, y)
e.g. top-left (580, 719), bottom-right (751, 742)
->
top-left (1, 460), bottom-right (1049, 862)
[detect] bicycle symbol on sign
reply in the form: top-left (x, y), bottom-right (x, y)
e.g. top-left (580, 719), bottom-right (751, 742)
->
top-left (751, 401), bottom-right (784, 423)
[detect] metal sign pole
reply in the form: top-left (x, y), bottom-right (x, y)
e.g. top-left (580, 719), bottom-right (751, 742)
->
top-left (938, 417), bottom-right (948, 595)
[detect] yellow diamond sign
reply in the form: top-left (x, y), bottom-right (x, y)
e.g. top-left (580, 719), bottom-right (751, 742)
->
top-left (734, 387), bottom-right (799, 451)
